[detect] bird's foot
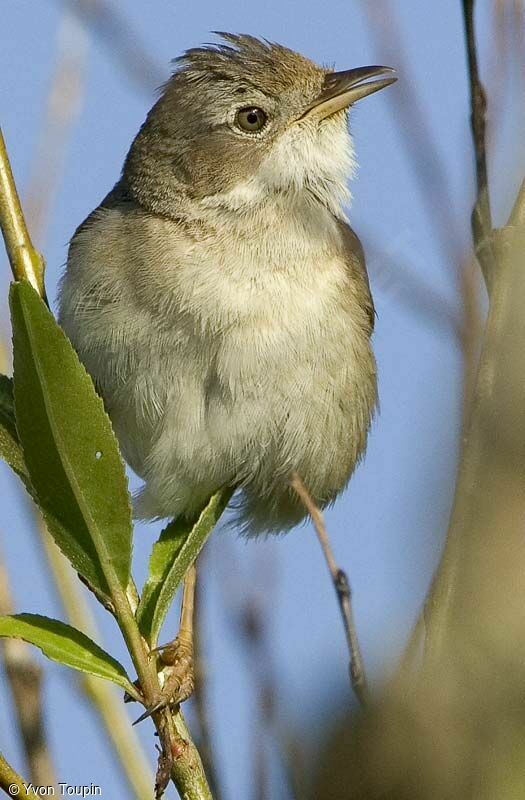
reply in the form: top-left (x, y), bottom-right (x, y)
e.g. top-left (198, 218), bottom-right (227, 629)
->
top-left (133, 634), bottom-right (194, 725)
top-left (156, 633), bottom-right (195, 703)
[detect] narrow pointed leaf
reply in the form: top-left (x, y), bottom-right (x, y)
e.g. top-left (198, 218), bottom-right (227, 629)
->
top-left (0, 428), bottom-right (29, 485)
top-left (0, 614), bottom-right (138, 697)
top-left (137, 488), bottom-right (232, 645)
top-left (0, 374), bottom-right (17, 441)
top-left (0, 372), bottom-right (29, 481)
top-left (10, 281), bottom-right (132, 597)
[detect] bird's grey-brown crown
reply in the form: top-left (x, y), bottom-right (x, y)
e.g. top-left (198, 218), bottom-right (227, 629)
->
top-left (171, 32), bottom-right (325, 98)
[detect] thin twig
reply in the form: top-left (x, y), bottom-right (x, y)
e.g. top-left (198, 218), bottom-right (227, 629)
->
top-left (289, 473), bottom-right (369, 706)
top-left (180, 564), bottom-right (196, 640)
top-left (0, 130), bottom-right (45, 296)
top-left (463, 0), bottom-right (491, 230)
top-left (462, 0), bottom-right (497, 288)
top-left (193, 551), bottom-right (223, 800)
top-left (0, 750), bottom-right (38, 797)
top-left (0, 556), bottom-right (57, 788)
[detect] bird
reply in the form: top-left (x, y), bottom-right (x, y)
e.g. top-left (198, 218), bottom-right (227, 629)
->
top-left (59, 33), bottom-right (396, 537)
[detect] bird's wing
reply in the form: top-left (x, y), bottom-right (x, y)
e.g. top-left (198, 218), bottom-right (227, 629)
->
top-left (70, 180), bottom-right (134, 241)
top-left (335, 218), bottom-right (375, 333)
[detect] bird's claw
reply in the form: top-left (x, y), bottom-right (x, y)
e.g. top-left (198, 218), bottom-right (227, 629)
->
top-left (133, 634), bottom-right (194, 725)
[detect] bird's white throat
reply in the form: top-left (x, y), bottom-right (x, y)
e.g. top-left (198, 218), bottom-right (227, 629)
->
top-left (202, 113), bottom-right (356, 219)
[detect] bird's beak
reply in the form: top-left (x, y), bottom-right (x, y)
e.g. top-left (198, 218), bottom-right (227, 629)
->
top-left (300, 66), bottom-right (397, 121)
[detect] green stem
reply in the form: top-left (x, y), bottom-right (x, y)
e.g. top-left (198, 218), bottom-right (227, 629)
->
top-left (0, 129), bottom-right (45, 297)
top-left (0, 750), bottom-right (37, 797)
top-left (171, 711), bottom-right (213, 800)
top-left (111, 557), bottom-right (216, 800)
top-left (113, 586), bottom-right (158, 698)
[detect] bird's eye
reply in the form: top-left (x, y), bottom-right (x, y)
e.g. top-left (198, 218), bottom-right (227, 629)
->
top-left (235, 107), bottom-right (268, 133)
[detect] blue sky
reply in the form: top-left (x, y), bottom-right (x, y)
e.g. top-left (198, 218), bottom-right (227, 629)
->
top-left (1, 1), bottom-right (524, 797)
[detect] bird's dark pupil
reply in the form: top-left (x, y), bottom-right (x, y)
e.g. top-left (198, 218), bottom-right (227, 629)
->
top-left (236, 106), bottom-right (266, 132)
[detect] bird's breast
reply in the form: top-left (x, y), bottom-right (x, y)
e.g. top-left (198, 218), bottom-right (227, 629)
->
top-left (154, 201), bottom-right (351, 331)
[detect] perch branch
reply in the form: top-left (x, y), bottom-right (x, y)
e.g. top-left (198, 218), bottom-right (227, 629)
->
top-left (0, 751), bottom-right (38, 797)
top-left (0, 130), bottom-right (45, 297)
top-left (462, 0), bottom-right (497, 289)
top-left (290, 473), bottom-right (369, 706)
top-left (192, 551), bottom-right (222, 800)
top-left (463, 0), bottom-right (491, 229)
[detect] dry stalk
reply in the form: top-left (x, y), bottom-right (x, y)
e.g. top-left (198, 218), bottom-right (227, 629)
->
top-left (289, 473), bottom-right (368, 706)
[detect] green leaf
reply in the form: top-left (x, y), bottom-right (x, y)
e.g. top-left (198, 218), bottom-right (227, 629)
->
top-left (0, 428), bottom-right (29, 483)
top-left (10, 281), bottom-right (132, 597)
top-left (0, 614), bottom-right (138, 698)
top-left (137, 488), bottom-right (232, 646)
top-left (0, 374), bottom-right (17, 441)
top-left (0, 373), bottom-right (31, 486)
top-left (0, 424), bottom-right (27, 481)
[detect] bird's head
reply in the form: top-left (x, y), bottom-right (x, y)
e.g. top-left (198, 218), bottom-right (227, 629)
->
top-left (124, 33), bottom-right (396, 216)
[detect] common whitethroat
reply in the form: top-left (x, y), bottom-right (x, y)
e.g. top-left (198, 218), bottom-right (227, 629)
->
top-left (59, 34), bottom-right (396, 534)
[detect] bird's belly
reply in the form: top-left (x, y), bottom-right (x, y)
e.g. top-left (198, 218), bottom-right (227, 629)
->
top-left (112, 290), bottom-right (375, 522)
